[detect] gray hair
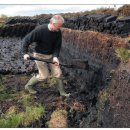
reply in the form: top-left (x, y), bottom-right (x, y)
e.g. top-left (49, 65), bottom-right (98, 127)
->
top-left (50, 15), bottom-right (64, 24)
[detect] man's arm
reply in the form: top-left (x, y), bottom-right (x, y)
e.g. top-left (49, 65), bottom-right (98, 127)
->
top-left (52, 31), bottom-right (62, 65)
top-left (53, 31), bottom-right (62, 58)
top-left (21, 26), bottom-right (40, 55)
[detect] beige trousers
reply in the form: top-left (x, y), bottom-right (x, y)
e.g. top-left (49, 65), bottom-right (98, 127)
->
top-left (33, 52), bottom-right (62, 81)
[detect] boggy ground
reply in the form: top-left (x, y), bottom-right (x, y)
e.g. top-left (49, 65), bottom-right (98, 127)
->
top-left (0, 37), bottom-right (99, 128)
top-left (80, 60), bottom-right (130, 128)
top-left (0, 70), bottom-right (97, 128)
top-left (0, 28), bottom-right (130, 127)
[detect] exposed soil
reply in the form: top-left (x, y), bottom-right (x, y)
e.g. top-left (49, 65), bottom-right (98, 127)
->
top-left (0, 28), bottom-right (130, 127)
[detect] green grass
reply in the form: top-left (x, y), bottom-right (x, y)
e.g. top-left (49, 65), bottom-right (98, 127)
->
top-left (23, 105), bottom-right (44, 126)
top-left (47, 76), bottom-right (57, 87)
top-left (0, 84), bottom-right (17, 102)
top-left (21, 93), bottom-right (32, 107)
top-left (0, 93), bottom-right (15, 101)
top-left (0, 75), bottom-right (45, 128)
top-left (98, 89), bottom-right (109, 105)
top-left (0, 113), bottom-right (24, 128)
top-left (115, 47), bottom-right (130, 61)
top-left (0, 105), bottom-right (44, 128)
top-left (0, 84), bottom-right (5, 93)
top-left (0, 80), bottom-right (13, 101)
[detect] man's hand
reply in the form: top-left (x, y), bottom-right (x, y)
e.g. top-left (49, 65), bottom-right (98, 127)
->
top-left (53, 57), bottom-right (60, 66)
top-left (23, 54), bottom-right (30, 60)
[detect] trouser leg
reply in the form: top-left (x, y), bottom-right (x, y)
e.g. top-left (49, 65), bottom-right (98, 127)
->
top-left (25, 55), bottom-right (50, 94)
top-left (49, 63), bottom-right (70, 97)
top-left (33, 52), bottom-right (51, 81)
top-left (35, 60), bottom-right (49, 81)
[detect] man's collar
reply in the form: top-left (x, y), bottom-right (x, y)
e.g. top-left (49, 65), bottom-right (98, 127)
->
top-left (48, 24), bottom-right (52, 31)
top-left (48, 24), bottom-right (60, 32)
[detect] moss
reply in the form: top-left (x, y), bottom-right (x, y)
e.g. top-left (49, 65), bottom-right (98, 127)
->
top-left (115, 47), bottom-right (130, 61)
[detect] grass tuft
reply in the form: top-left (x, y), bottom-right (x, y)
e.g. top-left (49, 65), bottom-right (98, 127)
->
top-left (0, 105), bottom-right (44, 128)
top-left (115, 47), bottom-right (130, 61)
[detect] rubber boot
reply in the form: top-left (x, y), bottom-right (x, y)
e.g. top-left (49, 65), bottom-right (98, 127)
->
top-left (56, 78), bottom-right (70, 97)
top-left (25, 75), bottom-right (39, 94)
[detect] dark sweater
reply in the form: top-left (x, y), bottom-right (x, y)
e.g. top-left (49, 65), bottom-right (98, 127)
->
top-left (21, 24), bottom-right (62, 57)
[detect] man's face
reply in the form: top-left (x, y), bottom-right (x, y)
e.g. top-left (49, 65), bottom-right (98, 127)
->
top-left (52, 22), bottom-right (63, 31)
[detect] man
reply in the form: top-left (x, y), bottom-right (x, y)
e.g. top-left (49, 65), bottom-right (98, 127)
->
top-left (21, 15), bottom-right (70, 97)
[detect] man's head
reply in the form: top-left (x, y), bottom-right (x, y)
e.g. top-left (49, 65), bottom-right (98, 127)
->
top-left (49, 15), bottom-right (64, 31)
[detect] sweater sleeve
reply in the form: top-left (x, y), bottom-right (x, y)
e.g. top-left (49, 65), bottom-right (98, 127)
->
top-left (21, 26), bottom-right (41, 54)
top-left (52, 31), bottom-right (62, 57)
